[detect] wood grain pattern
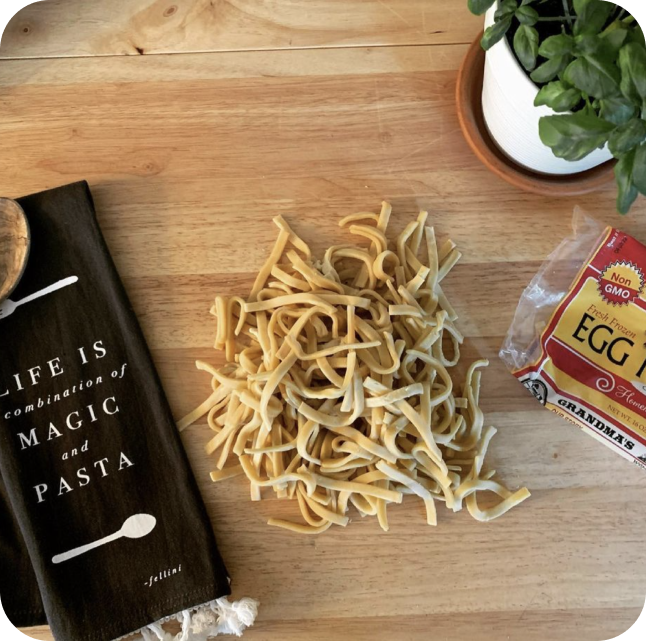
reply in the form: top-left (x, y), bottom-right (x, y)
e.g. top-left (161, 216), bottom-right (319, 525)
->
top-left (0, 198), bottom-right (29, 301)
top-left (2, 2), bottom-right (645, 640)
top-left (0, 0), bottom-right (480, 59)
top-left (20, 608), bottom-right (646, 641)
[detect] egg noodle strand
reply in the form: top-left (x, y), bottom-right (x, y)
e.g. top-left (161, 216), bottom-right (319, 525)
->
top-left (179, 203), bottom-right (530, 533)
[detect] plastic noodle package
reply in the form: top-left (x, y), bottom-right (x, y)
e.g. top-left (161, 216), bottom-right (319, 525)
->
top-left (501, 208), bottom-right (646, 470)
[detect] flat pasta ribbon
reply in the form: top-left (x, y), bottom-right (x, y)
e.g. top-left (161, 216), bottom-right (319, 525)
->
top-left (179, 203), bottom-right (530, 533)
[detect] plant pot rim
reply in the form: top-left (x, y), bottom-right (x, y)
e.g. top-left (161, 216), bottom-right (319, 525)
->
top-left (456, 33), bottom-right (616, 197)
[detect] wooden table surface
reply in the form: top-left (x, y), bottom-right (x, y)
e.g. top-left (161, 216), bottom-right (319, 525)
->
top-left (2, 2), bottom-right (646, 640)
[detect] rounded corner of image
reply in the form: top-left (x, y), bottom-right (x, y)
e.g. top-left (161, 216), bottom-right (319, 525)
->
top-left (0, 0), bottom-right (40, 40)
top-left (607, 602), bottom-right (646, 641)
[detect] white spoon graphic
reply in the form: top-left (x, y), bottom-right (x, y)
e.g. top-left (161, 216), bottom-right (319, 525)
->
top-left (52, 514), bottom-right (156, 564)
top-left (0, 276), bottom-right (78, 319)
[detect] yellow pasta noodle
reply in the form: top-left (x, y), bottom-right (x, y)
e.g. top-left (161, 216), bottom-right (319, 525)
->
top-left (179, 204), bottom-right (530, 533)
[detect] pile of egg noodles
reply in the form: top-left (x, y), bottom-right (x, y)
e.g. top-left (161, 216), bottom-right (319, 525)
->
top-left (179, 203), bottom-right (530, 533)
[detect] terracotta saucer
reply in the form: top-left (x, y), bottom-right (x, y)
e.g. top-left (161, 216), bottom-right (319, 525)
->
top-left (0, 198), bottom-right (30, 303)
top-left (456, 34), bottom-right (616, 196)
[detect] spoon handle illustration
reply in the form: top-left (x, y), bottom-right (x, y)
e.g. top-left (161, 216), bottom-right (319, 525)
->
top-left (52, 530), bottom-right (122, 565)
top-left (17, 276), bottom-right (78, 307)
top-left (52, 514), bottom-right (156, 564)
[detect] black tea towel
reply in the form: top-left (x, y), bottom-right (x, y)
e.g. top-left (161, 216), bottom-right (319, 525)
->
top-left (0, 182), bottom-right (256, 641)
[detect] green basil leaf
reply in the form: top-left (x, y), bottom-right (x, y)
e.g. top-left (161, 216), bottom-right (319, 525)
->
top-left (599, 95), bottom-right (637, 125)
top-left (575, 34), bottom-right (615, 59)
top-left (468, 0), bottom-right (496, 15)
top-left (495, 0), bottom-right (518, 20)
top-left (615, 148), bottom-right (639, 214)
top-left (618, 42), bottom-right (646, 105)
top-left (514, 25), bottom-right (539, 71)
top-left (628, 25), bottom-right (645, 47)
top-left (534, 81), bottom-right (582, 112)
top-left (573, 0), bottom-right (614, 37)
top-left (481, 16), bottom-right (513, 51)
top-left (601, 21), bottom-right (630, 55)
top-left (521, 0), bottom-right (534, 4)
top-left (632, 142), bottom-right (646, 195)
top-left (531, 54), bottom-right (572, 83)
top-left (539, 34), bottom-right (575, 59)
top-left (515, 5), bottom-right (538, 26)
top-left (563, 55), bottom-right (621, 99)
top-left (608, 118), bottom-right (646, 156)
top-left (580, 102), bottom-right (597, 117)
top-left (538, 113), bottom-right (615, 161)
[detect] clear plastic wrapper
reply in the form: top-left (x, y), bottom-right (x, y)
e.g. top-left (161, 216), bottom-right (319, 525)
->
top-left (501, 209), bottom-right (646, 469)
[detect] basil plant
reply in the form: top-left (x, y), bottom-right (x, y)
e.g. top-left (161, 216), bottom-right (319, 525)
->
top-left (468, 0), bottom-right (646, 214)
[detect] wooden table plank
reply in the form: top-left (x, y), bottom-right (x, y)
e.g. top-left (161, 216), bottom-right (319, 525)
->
top-left (1, 45), bottom-right (643, 272)
top-left (20, 608), bottom-right (646, 641)
top-left (2, 38), bottom-right (644, 641)
top-left (1, 0), bottom-right (481, 59)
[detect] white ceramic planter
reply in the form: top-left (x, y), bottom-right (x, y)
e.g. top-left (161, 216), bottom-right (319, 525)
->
top-left (481, 5), bottom-right (613, 175)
